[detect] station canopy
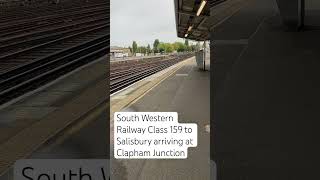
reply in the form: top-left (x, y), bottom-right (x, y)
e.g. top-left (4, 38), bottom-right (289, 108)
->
top-left (174, 0), bottom-right (225, 41)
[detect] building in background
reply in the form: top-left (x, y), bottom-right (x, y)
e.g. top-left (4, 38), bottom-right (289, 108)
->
top-left (110, 46), bottom-right (132, 58)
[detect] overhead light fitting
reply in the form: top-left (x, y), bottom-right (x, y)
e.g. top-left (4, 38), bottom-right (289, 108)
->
top-left (188, 26), bottom-right (193, 32)
top-left (185, 34), bottom-right (188, 37)
top-left (196, 0), bottom-right (207, 16)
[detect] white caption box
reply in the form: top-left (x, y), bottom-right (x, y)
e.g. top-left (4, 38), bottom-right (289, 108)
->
top-left (114, 112), bottom-right (197, 159)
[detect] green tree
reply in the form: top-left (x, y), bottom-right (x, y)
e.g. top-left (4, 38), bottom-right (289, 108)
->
top-left (185, 39), bottom-right (191, 51)
top-left (157, 43), bottom-right (175, 53)
top-left (174, 42), bottom-right (187, 52)
top-left (158, 42), bottom-right (166, 53)
top-left (153, 39), bottom-right (160, 53)
top-left (147, 44), bottom-right (151, 54)
top-left (132, 41), bottom-right (138, 55)
top-left (185, 39), bottom-right (189, 47)
top-left (165, 43), bottom-right (174, 53)
top-left (172, 42), bottom-right (180, 51)
top-left (140, 46), bottom-right (147, 54)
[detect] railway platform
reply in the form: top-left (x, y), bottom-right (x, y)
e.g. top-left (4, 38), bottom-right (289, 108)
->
top-left (111, 56), bottom-right (210, 180)
top-left (0, 56), bottom-right (108, 178)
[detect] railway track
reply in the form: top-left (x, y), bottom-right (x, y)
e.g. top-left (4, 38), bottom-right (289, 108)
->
top-left (110, 54), bottom-right (193, 94)
top-left (0, 6), bottom-right (108, 38)
top-left (0, 0), bottom-right (192, 104)
top-left (0, 0), bottom-right (109, 105)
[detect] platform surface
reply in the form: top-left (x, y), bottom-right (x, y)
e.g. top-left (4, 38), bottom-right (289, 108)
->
top-left (111, 57), bottom-right (210, 180)
top-left (212, 0), bottom-right (320, 179)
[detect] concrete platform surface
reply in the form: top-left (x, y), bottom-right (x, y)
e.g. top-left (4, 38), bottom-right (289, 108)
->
top-left (111, 57), bottom-right (210, 180)
top-left (212, 0), bottom-right (320, 179)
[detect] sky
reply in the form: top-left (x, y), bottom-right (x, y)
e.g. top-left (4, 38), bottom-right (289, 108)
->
top-left (111, 0), bottom-right (184, 47)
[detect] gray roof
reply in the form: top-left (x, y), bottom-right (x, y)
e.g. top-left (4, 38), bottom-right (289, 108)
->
top-left (174, 0), bottom-right (225, 41)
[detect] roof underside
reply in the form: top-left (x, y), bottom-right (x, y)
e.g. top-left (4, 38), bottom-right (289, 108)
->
top-left (174, 0), bottom-right (226, 41)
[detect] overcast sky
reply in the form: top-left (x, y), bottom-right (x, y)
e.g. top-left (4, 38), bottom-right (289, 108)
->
top-left (111, 0), bottom-right (184, 47)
